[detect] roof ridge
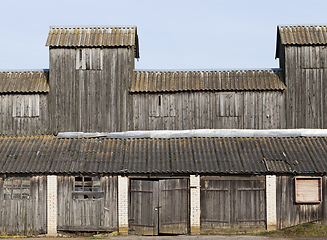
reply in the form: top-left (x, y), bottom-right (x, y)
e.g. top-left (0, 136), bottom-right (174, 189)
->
top-left (134, 68), bottom-right (282, 72)
top-left (50, 25), bottom-right (137, 29)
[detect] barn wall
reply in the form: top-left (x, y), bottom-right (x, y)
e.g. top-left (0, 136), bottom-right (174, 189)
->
top-left (0, 94), bottom-right (48, 135)
top-left (48, 47), bottom-right (134, 133)
top-left (57, 176), bottom-right (118, 231)
top-left (0, 176), bottom-right (47, 235)
top-left (284, 45), bottom-right (327, 128)
top-left (131, 91), bottom-right (286, 130)
top-left (276, 175), bottom-right (323, 229)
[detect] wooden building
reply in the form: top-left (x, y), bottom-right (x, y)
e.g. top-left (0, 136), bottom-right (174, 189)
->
top-left (1, 24), bottom-right (327, 236)
top-left (0, 134), bottom-right (327, 235)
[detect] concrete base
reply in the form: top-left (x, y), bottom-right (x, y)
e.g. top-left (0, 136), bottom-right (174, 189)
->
top-left (119, 227), bottom-right (128, 235)
top-left (190, 226), bottom-right (201, 235)
top-left (267, 225), bottom-right (277, 231)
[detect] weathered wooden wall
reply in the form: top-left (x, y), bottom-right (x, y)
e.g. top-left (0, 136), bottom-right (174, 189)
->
top-left (0, 176), bottom-right (47, 235)
top-left (48, 47), bottom-right (134, 133)
top-left (57, 176), bottom-right (118, 231)
top-left (276, 175), bottom-right (323, 229)
top-left (131, 91), bottom-right (286, 130)
top-left (284, 45), bottom-right (327, 128)
top-left (0, 94), bottom-right (48, 135)
top-left (200, 176), bottom-right (266, 232)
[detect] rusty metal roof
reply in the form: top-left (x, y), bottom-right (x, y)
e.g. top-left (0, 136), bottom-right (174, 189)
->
top-left (131, 69), bottom-right (285, 93)
top-left (278, 25), bottom-right (327, 45)
top-left (0, 70), bottom-right (49, 93)
top-left (46, 26), bottom-right (139, 58)
top-left (0, 135), bottom-right (326, 175)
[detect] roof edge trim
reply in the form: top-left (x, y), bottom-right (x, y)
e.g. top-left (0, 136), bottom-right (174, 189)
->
top-left (58, 129), bottom-right (327, 139)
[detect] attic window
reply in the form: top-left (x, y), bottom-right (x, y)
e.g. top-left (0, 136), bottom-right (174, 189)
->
top-left (76, 49), bottom-right (103, 70)
top-left (12, 95), bottom-right (40, 117)
top-left (73, 176), bottom-right (102, 199)
top-left (4, 177), bottom-right (30, 199)
top-left (295, 177), bottom-right (322, 203)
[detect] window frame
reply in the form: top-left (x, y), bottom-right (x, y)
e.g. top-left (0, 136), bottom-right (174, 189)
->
top-left (295, 176), bottom-right (322, 204)
top-left (3, 176), bottom-right (31, 200)
top-left (73, 176), bottom-right (103, 200)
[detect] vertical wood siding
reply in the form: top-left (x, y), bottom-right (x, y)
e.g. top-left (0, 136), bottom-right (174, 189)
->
top-left (276, 175), bottom-right (323, 229)
top-left (131, 91), bottom-right (286, 130)
top-left (0, 94), bottom-right (48, 135)
top-left (284, 45), bottom-right (327, 128)
top-left (200, 176), bottom-right (266, 232)
top-left (48, 47), bottom-right (134, 133)
top-left (0, 176), bottom-right (47, 235)
top-left (57, 176), bottom-right (118, 231)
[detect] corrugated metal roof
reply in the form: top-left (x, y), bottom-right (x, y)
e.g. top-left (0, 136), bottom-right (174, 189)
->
top-left (0, 71), bottom-right (49, 93)
top-left (46, 26), bottom-right (139, 58)
top-left (1, 136), bottom-right (327, 175)
top-left (278, 25), bottom-right (327, 45)
top-left (131, 69), bottom-right (285, 93)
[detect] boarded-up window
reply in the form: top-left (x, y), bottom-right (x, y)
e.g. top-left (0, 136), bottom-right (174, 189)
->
top-left (76, 48), bottom-right (103, 70)
top-left (295, 177), bottom-right (321, 203)
top-left (12, 95), bottom-right (40, 117)
top-left (4, 177), bottom-right (30, 199)
top-left (149, 95), bottom-right (176, 117)
top-left (73, 176), bottom-right (102, 199)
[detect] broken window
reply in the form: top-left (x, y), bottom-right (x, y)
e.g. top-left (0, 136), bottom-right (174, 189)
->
top-left (4, 177), bottom-right (30, 199)
top-left (73, 176), bottom-right (102, 199)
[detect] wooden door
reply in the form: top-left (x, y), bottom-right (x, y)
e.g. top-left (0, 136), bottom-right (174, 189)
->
top-left (201, 176), bottom-right (266, 232)
top-left (129, 179), bottom-right (189, 235)
top-left (129, 180), bottom-right (159, 235)
top-left (159, 179), bottom-right (189, 234)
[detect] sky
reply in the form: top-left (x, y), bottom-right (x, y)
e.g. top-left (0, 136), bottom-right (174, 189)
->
top-left (0, 0), bottom-right (327, 71)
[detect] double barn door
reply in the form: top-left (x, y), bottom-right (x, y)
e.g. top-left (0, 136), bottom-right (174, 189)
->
top-left (129, 179), bottom-right (189, 235)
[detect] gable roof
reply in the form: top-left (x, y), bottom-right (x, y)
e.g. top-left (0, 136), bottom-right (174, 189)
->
top-left (131, 69), bottom-right (285, 93)
top-left (0, 70), bottom-right (49, 93)
top-left (46, 26), bottom-right (139, 58)
top-left (0, 135), bottom-right (326, 175)
top-left (277, 24), bottom-right (327, 45)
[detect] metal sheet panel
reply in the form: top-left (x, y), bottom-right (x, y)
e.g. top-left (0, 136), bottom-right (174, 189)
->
top-left (0, 136), bottom-right (327, 174)
top-left (131, 69), bottom-right (285, 93)
top-left (0, 71), bottom-right (49, 93)
top-left (46, 26), bottom-right (139, 58)
top-left (278, 25), bottom-right (327, 45)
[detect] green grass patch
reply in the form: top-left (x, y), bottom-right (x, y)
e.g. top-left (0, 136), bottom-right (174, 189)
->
top-left (255, 222), bottom-right (327, 238)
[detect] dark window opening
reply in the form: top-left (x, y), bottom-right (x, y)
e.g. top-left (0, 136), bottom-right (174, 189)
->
top-left (73, 176), bottom-right (102, 200)
top-left (4, 177), bottom-right (30, 199)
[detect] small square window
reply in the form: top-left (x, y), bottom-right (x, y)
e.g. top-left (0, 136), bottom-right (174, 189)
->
top-left (4, 177), bottom-right (30, 199)
top-left (295, 177), bottom-right (322, 203)
top-left (73, 176), bottom-right (102, 200)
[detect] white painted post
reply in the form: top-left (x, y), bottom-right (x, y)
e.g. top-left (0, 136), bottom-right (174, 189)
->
top-left (266, 175), bottom-right (277, 230)
top-left (47, 175), bottom-right (58, 236)
top-left (118, 175), bottom-right (129, 234)
top-left (190, 175), bottom-right (201, 234)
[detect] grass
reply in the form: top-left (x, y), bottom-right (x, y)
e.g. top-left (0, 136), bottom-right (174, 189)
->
top-left (255, 222), bottom-right (327, 238)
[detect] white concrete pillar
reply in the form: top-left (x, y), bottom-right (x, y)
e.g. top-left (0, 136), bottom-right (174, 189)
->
top-left (190, 175), bottom-right (201, 234)
top-left (266, 175), bottom-right (277, 230)
top-left (118, 175), bottom-right (129, 234)
top-left (47, 175), bottom-right (58, 236)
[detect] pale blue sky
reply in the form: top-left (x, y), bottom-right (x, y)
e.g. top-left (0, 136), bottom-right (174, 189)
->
top-left (0, 0), bottom-right (326, 70)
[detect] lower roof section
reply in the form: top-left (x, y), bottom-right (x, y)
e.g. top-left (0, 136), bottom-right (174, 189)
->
top-left (1, 135), bottom-right (327, 175)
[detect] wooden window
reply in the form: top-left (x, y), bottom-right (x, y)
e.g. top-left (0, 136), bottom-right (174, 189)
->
top-left (12, 95), bottom-right (40, 117)
top-left (4, 177), bottom-right (30, 199)
top-left (76, 49), bottom-right (103, 70)
top-left (295, 177), bottom-right (322, 203)
top-left (73, 176), bottom-right (102, 199)
top-left (149, 94), bottom-right (176, 117)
